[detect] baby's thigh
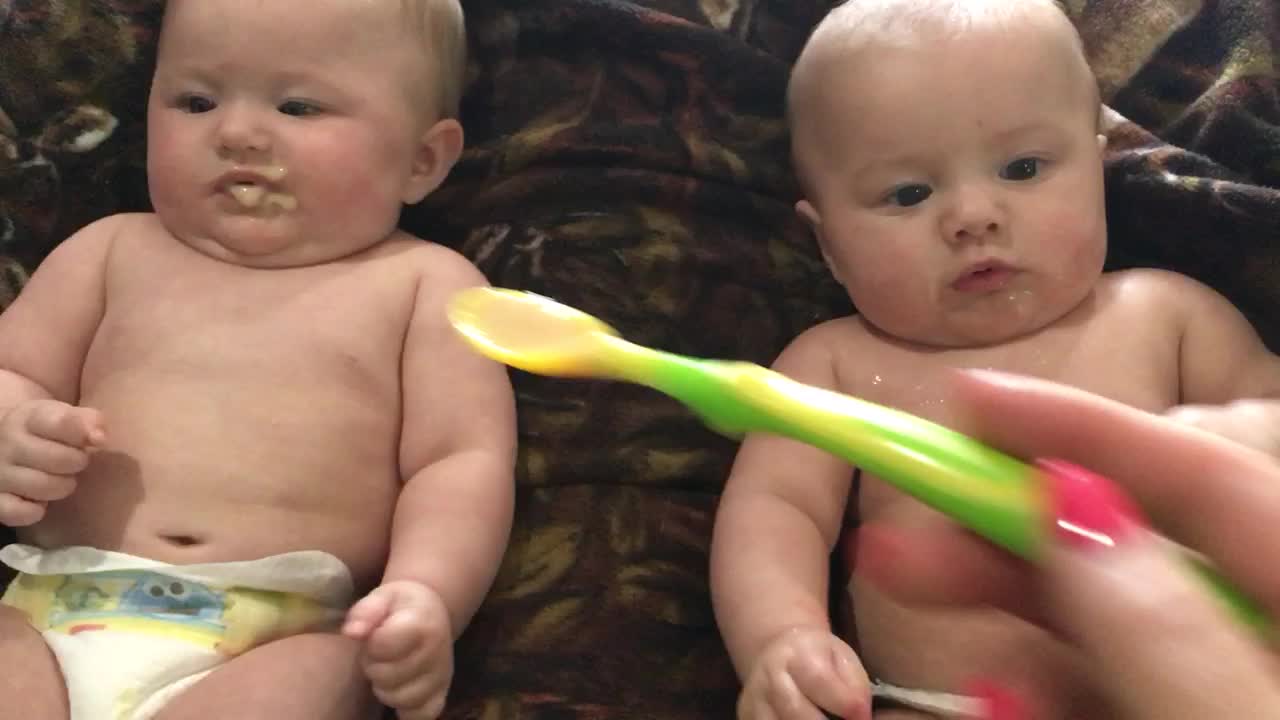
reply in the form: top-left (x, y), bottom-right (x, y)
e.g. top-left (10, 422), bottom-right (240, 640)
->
top-left (158, 632), bottom-right (376, 720)
top-left (0, 605), bottom-right (68, 720)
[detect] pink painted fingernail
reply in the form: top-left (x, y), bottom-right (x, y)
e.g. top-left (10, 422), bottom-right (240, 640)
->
top-left (1038, 458), bottom-right (1147, 551)
top-left (964, 678), bottom-right (1028, 720)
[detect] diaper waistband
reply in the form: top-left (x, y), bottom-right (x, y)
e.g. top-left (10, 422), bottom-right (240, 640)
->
top-left (1, 544), bottom-right (356, 655)
top-left (0, 544), bottom-right (354, 607)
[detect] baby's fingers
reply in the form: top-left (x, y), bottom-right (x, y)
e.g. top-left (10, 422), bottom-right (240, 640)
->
top-left (385, 686), bottom-right (446, 720)
top-left (366, 605), bottom-right (444, 663)
top-left (366, 642), bottom-right (451, 720)
top-left (342, 591), bottom-right (393, 640)
top-left (8, 435), bottom-right (92, 476)
top-left (366, 649), bottom-right (445, 705)
top-left (0, 493), bottom-right (45, 526)
top-left (27, 405), bottom-right (104, 448)
top-left (762, 671), bottom-right (827, 720)
top-left (0, 466), bottom-right (76, 502)
top-left (788, 644), bottom-right (869, 720)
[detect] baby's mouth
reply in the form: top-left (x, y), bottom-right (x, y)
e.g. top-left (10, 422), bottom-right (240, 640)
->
top-left (951, 261), bottom-right (1018, 293)
top-left (227, 182), bottom-right (297, 212)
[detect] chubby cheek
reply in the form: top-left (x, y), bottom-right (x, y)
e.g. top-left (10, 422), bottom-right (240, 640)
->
top-left (1039, 167), bottom-right (1108, 274)
top-left (1035, 199), bottom-right (1107, 287)
top-left (838, 242), bottom-right (935, 333)
top-left (146, 119), bottom-right (203, 216)
top-left (295, 131), bottom-right (409, 229)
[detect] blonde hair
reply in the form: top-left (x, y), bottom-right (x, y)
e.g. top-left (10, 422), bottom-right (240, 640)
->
top-left (401, 0), bottom-right (467, 119)
top-left (789, 0), bottom-right (1087, 121)
top-left (805, 0), bottom-right (1072, 48)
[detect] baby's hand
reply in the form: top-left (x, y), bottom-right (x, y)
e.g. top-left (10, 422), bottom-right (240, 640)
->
top-left (0, 399), bottom-right (105, 526)
top-left (343, 580), bottom-right (453, 720)
top-left (1165, 400), bottom-right (1280, 458)
top-left (739, 627), bottom-right (869, 720)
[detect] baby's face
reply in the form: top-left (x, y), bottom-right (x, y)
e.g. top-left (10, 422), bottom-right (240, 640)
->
top-left (797, 24), bottom-right (1107, 347)
top-left (146, 0), bottom-right (453, 268)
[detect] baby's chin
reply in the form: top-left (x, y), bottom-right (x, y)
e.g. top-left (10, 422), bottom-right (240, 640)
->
top-left (170, 230), bottom-right (320, 270)
top-left (870, 310), bottom-right (1068, 350)
top-left (166, 218), bottom-right (389, 270)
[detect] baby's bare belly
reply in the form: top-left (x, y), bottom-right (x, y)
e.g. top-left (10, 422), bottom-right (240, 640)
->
top-left (853, 487), bottom-right (1114, 719)
top-left (25, 492), bottom-right (394, 592)
top-left (17, 376), bottom-right (402, 592)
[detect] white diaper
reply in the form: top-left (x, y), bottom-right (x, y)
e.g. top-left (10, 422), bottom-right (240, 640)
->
top-left (0, 544), bottom-right (354, 720)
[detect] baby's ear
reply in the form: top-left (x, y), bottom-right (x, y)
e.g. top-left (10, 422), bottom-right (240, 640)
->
top-left (795, 199), bottom-right (822, 230)
top-left (403, 118), bottom-right (464, 205)
top-left (795, 200), bottom-right (845, 286)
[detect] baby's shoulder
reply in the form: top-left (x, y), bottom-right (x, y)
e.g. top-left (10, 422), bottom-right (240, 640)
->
top-left (60, 211), bottom-right (157, 250)
top-left (368, 235), bottom-right (489, 321)
top-left (86, 212), bottom-right (184, 260)
top-left (377, 232), bottom-right (484, 284)
top-left (103, 211), bottom-right (168, 236)
top-left (784, 315), bottom-right (872, 358)
top-left (774, 315), bottom-right (884, 383)
top-left (1097, 268), bottom-right (1222, 316)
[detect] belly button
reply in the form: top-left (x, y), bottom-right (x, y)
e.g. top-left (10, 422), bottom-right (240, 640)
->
top-left (161, 534), bottom-right (203, 548)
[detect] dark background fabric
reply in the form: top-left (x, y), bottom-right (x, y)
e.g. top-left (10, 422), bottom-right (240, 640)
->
top-left (1, 0), bottom-right (1277, 716)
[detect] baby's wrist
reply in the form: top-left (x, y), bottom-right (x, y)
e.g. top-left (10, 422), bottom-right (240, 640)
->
top-left (749, 622), bottom-right (835, 664)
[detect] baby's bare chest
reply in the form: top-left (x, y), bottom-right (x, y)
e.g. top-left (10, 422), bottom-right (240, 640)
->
top-left (849, 320), bottom-right (1181, 518)
top-left (86, 255), bottom-right (415, 394)
top-left (855, 315), bottom-right (1179, 432)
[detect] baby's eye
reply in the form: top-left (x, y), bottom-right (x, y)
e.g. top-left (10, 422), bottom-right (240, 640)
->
top-left (278, 100), bottom-right (321, 117)
top-left (1000, 158), bottom-right (1041, 181)
top-left (886, 184), bottom-right (933, 207)
top-left (177, 94), bottom-right (216, 114)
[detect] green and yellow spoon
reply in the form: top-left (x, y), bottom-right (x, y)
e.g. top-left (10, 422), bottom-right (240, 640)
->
top-left (447, 286), bottom-right (1269, 635)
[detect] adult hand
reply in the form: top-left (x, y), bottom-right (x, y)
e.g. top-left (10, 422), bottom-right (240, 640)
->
top-left (854, 369), bottom-right (1280, 719)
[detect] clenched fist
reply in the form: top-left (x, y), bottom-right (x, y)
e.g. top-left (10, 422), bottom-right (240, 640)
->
top-left (0, 399), bottom-right (105, 526)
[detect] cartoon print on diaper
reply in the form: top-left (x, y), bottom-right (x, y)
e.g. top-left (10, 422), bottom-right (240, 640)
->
top-left (117, 574), bottom-right (225, 621)
top-left (4, 566), bottom-right (343, 656)
top-left (43, 571), bottom-right (230, 649)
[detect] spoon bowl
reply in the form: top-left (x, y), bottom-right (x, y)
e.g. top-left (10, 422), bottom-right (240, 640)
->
top-left (447, 288), bottom-right (624, 377)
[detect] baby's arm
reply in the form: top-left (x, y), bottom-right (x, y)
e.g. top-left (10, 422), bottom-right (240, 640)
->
top-left (343, 246), bottom-right (516, 719)
top-left (0, 216), bottom-right (118, 525)
top-left (710, 324), bottom-right (869, 720)
top-left (1160, 272), bottom-right (1280, 456)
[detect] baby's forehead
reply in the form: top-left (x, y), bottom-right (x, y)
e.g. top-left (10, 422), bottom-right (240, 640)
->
top-left (799, 0), bottom-right (1080, 77)
top-left (797, 12), bottom-right (1088, 119)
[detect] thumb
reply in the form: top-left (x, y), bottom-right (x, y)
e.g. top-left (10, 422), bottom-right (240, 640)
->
top-left (342, 587), bottom-right (395, 639)
top-left (76, 407), bottom-right (107, 447)
top-left (60, 407), bottom-right (106, 448)
top-left (829, 641), bottom-right (872, 720)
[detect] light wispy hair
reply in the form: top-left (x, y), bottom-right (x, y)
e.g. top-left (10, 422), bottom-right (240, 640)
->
top-left (808, 0), bottom-right (1073, 49)
top-left (401, 0), bottom-right (467, 119)
top-left (788, 0), bottom-right (1086, 122)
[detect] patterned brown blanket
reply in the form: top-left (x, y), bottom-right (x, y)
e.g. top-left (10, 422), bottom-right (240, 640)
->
top-left (1, 1), bottom-right (1276, 717)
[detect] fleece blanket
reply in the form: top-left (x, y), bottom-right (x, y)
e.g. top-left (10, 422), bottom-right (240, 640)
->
top-left (1, 1), bottom-right (1276, 717)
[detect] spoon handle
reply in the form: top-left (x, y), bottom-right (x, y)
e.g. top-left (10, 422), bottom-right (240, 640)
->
top-left (642, 355), bottom-right (1045, 555)
top-left (639, 353), bottom-right (1273, 636)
